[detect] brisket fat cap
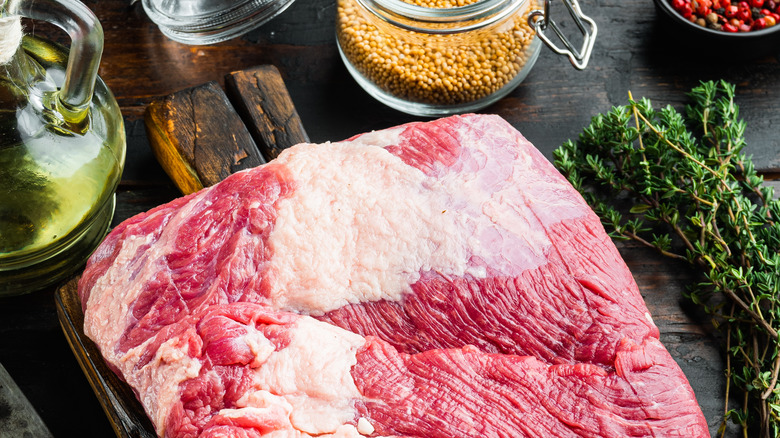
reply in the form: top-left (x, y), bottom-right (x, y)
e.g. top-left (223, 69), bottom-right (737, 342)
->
top-left (78, 114), bottom-right (708, 438)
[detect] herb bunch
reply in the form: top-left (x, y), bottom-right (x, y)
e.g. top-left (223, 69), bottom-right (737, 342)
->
top-left (553, 80), bottom-right (780, 438)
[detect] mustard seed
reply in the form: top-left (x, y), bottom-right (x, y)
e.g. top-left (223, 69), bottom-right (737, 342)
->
top-left (336, 0), bottom-right (538, 107)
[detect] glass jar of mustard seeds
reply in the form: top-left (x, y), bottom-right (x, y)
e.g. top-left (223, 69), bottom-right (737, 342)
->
top-left (336, 0), bottom-right (597, 116)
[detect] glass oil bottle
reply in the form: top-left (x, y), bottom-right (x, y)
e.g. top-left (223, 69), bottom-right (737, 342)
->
top-left (0, 0), bottom-right (126, 295)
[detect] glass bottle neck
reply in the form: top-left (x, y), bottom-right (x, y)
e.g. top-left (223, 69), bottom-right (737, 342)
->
top-left (1, 40), bottom-right (45, 121)
top-left (2, 0), bottom-right (104, 125)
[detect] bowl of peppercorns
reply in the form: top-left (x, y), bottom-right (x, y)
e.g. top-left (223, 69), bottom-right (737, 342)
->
top-left (654, 0), bottom-right (780, 58)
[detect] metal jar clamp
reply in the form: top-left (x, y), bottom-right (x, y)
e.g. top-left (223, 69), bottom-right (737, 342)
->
top-left (529, 0), bottom-right (597, 69)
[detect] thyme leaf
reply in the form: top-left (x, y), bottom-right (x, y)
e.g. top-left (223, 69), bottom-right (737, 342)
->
top-left (553, 80), bottom-right (780, 438)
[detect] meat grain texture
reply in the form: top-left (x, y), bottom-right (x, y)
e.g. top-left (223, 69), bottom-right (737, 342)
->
top-left (79, 114), bottom-right (709, 437)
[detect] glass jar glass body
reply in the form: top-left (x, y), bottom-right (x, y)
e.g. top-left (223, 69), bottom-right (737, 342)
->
top-left (0, 35), bottom-right (125, 296)
top-left (336, 0), bottom-right (542, 116)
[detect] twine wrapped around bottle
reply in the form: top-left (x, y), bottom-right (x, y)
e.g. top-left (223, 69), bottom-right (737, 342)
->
top-left (0, 14), bottom-right (22, 65)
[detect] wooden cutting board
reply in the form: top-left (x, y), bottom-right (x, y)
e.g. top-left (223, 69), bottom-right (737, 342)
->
top-left (55, 64), bottom-right (308, 438)
top-left (144, 65), bottom-right (309, 195)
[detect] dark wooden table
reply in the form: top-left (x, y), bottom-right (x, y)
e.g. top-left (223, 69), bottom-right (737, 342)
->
top-left (2, 0), bottom-right (780, 436)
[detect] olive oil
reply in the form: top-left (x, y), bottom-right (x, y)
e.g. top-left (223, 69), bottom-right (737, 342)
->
top-left (0, 122), bottom-right (122, 255)
top-left (0, 34), bottom-right (125, 294)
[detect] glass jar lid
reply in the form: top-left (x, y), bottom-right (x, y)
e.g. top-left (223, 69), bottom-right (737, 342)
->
top-left (141, 0), bottom-right (298, 45)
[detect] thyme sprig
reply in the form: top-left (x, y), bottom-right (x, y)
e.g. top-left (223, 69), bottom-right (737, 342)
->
top-left (553, 80), bottom-right (780, 438)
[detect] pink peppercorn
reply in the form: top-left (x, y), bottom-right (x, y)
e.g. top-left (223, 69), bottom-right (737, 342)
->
top-left (738, 5), bottom-right (752, 20)
top-left (668, 0), bottom-right (780, 31)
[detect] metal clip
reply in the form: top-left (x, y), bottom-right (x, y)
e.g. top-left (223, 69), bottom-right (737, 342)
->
top-left (528, 0), bottom-right (597, 70)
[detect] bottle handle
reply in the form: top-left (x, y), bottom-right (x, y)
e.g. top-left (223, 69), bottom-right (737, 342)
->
top-left (528, 0), bottom-right (597, 70)
top-left (7, 0), bottom-right (103, 124)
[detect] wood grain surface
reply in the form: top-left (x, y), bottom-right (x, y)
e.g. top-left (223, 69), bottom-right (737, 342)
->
top-left (145, 81), bottom-right (266, 194)
top-left (225, 65), bottom-right (310, 159)
top-left (3, 0), bottom-right (779, 436)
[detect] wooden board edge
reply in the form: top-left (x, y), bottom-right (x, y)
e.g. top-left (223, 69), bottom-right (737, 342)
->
top-left (55, 279), bottom-right (157, 438)
top-left (144, 100), bottom-right (204, 196)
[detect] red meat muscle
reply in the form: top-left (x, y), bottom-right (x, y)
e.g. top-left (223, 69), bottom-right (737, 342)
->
top-left (79, 114), bottom-right (708, 437)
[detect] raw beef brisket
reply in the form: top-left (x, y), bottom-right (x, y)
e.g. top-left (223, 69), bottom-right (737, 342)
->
top-left (79, 114), bottom-right (709, 437)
